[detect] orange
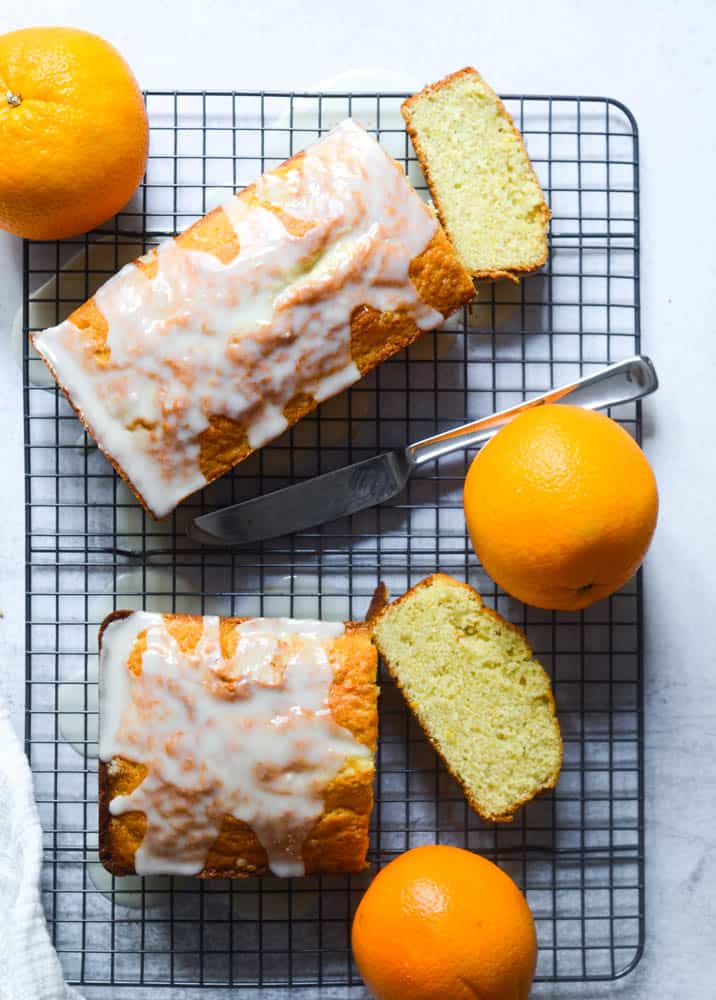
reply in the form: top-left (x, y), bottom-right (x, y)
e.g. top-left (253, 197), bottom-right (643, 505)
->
top-left (351, 845), bottom-right (536, 1000)
top-left (464, 404), bottom-right (658, 610)
top-left (0, 27), bottom-right (148, 240)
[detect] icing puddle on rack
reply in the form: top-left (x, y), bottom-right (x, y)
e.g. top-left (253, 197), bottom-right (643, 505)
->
top-left (86, 859), bottom-right (316, 918)
top-left (86, 862), bottom-right (170, 911)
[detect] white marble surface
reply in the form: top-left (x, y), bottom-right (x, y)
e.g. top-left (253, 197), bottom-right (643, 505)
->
top-left (1, 1), bottom-right (715, 997)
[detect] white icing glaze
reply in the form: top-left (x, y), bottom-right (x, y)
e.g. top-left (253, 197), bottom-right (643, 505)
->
top-left (34, 120), bottom-right (441, 516)
top-left (99, 612), bottom-right (369, 877)
top-left (59, 570), bottom-right (202, 760)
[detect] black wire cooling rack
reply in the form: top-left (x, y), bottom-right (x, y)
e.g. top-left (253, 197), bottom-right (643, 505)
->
top-left (23, 90), bottom-right (644, 991)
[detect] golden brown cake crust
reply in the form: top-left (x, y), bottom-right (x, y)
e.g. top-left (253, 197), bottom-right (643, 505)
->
top-left (401, 68), bottom-right (552, 283)
top-left (372, 573), bottom-right (562, 823)
top-left (98, 610), bottom-right (378, 877)
top-left (33, 144), bottom-right (475, 519)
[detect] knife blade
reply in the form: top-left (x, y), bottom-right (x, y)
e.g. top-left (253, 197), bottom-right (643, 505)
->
top-left (189, 450), bottom-right (412, 546)
top-left (189, 354), bottom-right (658, 547)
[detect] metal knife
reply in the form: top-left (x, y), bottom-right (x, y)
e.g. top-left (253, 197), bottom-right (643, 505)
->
top-left (189, 355), bottom-right (658, 547)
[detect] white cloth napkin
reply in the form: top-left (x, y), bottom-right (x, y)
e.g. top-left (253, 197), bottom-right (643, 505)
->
top-left (0, 697), bottom-right (83, 1000)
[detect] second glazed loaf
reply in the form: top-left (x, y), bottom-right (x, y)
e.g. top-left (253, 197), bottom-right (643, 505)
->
top-left (33, 120), bottom-right (475, 518)
top-left (99, 610), bottom-right (378, 878)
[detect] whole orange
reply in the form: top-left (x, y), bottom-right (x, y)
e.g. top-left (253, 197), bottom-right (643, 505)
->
top-left (0, 27), bottom-right (148, 239)
top-left (351, 845), bottom-right (536, 1000)
top-left (464, 404), bottom-right (658, 610)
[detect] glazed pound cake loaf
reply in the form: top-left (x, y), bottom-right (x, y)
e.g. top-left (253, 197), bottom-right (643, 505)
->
top-left (372, 574), bottom-right (562, 822)
top-left (98, 610), bottom-right (378, 877)
top-left (33, 120), bottom-right (475, 518)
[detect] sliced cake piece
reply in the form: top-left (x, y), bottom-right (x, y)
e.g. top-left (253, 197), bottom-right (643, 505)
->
top-left (402, 67), bottom-right (551, 281)
top-left (372, 574), bottom-right (562, 822)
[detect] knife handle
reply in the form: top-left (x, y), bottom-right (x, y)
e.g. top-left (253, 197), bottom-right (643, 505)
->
top-left (406, 355), bottom-right (658, 468)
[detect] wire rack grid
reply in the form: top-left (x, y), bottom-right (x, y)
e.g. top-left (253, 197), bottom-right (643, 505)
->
top-left (23, 89), bottom-right (643, 991)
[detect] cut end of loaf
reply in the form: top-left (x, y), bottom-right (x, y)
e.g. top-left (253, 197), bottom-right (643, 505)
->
top-left (373, 574), bottom-right (562, 822)
top-left (402, 67), bottom-right (551, 280)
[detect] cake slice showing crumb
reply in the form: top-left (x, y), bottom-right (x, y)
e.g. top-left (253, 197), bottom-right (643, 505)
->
top-left (402, 67), bottom-right (551, 281)
top-left (372, 573), bottom-right (562, 822)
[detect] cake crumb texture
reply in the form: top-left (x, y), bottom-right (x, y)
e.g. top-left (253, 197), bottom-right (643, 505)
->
top-left (372, 574), bottom-right (562, 822)
top-left (402, 67), bottom-right (551, 280)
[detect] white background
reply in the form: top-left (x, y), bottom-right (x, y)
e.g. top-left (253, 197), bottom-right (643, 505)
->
top-left (1, 2), bottom-right (715, 998)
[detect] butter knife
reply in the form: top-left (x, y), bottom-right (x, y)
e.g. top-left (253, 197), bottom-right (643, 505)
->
top-left (189, 355), bottom-right (658, 546)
